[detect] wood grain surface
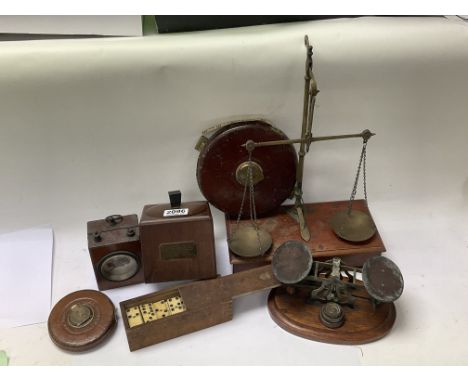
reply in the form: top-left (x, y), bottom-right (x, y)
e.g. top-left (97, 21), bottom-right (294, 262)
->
top-left (268, 286), bottom-right (396, 345)
top-left (226, 200), bottom-right (386, 272)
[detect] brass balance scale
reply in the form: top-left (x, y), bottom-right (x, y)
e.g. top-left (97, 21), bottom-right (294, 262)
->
top-left (195, 36), bottom-right (401, 343)
top-left (196, 36), bottom-right (383, 266)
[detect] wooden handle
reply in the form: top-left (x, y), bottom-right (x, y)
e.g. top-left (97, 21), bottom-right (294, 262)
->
top-left (178, 265), bottom-right (280, 309)
top-left (221, 265), bottom-right (280, 299)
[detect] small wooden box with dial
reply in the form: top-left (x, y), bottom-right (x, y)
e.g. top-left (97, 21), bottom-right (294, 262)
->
top-left (87, 214), bottom-right (144, 290)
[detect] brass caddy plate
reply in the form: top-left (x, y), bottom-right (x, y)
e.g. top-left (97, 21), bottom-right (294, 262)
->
top-left (160, 241), bottom-right (197, 260)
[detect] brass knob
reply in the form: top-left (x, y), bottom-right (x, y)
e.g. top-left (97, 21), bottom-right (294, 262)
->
top-left (235, 161), bottom-right (264, 187)
top-left (105, 215), bottom-right (123, 226)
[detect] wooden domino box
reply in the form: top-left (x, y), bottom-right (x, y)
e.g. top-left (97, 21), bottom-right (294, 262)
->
top-left (120, 265), bottom-right (280, 351)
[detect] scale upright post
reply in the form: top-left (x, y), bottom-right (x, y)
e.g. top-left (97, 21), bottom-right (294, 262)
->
top-left (240, 36), bottom-right (376, 245)
top-left (294, 36), bottom-right (319, 241)
top-left (198, 35), bottom-right (380, 263)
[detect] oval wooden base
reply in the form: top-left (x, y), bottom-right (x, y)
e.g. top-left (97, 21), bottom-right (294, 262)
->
top-left (268, 287), bottom-right (396, 345)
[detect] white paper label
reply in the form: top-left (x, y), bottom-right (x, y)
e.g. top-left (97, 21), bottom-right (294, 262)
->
top-left (163, 208), bottom-right (189, 217)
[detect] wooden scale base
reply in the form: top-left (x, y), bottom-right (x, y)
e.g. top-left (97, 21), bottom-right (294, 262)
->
top-left (226, 200), bottom-right (386, 272)
top-left (267, 286), bottom-right (396, 345)
top-left (226, 200), bottom-right (393, 344)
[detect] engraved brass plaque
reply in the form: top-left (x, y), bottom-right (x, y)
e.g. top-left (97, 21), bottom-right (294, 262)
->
top-left (160, 241), bottom-right (197, 260)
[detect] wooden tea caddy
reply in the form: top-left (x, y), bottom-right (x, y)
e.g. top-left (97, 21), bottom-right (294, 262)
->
top-left (140, 191), bottom-right (217, 283)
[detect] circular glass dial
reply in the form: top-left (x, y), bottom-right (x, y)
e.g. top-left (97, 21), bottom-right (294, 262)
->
top-left (99, 251), bottom-right (139, 282)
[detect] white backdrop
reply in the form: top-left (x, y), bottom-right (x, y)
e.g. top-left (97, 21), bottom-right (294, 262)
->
top-left (0, 16), bottom-right (467, 365)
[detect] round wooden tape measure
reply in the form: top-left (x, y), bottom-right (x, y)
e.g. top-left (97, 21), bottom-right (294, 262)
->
top-left (48, 290), bottom-right (116, 352)
top-left (197, 120), bottom-right (297, 217)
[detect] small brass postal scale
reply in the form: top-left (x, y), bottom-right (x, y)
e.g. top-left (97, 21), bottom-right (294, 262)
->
top-left (118, 35), bottom-right (404, 351)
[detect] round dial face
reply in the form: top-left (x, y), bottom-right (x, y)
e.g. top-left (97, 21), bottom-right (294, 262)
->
top-left (99, 251), bottom-right (139, 282)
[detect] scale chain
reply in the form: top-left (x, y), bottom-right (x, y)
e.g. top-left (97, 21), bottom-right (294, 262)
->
top-left (230, 152), bottom-right (251, 239)
top-left (347, 139), bottom-right (368, 214)
top-left (248, 152), bottom-right (263, 254)
top-left (230, 150), bottom-right (263, 254)
top-left (363, 140), bottom-right (368, 201)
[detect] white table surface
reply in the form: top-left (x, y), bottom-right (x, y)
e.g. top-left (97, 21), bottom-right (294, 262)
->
top-left (0, 16), bottom-right (467, 365)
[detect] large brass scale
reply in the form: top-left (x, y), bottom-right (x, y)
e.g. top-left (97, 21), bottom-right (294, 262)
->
top-left (197, 36), bottom-right (377, 258)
